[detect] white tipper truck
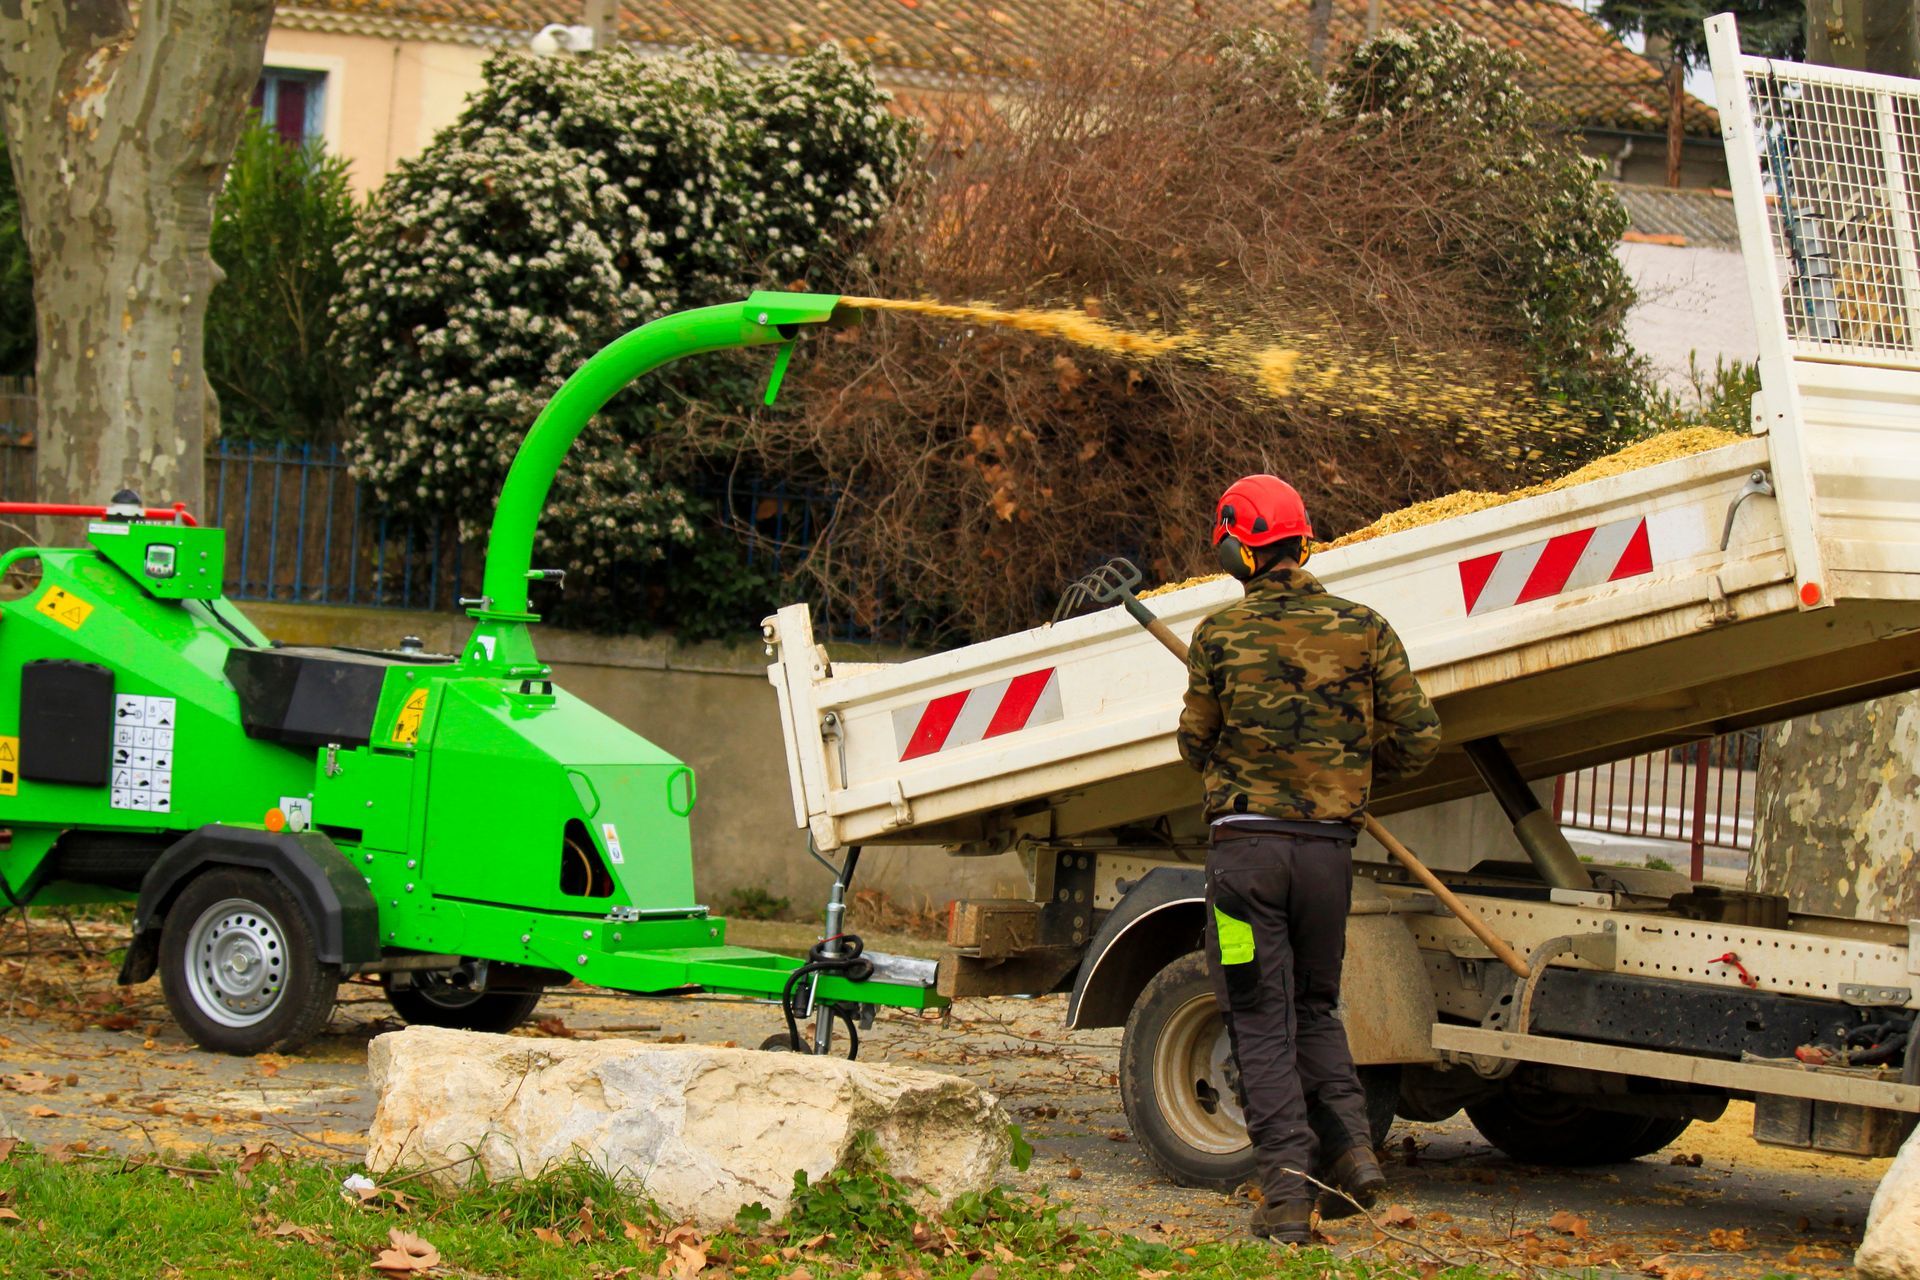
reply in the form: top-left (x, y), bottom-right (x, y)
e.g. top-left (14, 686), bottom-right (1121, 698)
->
top-left (764, 17), bottom-right (1920, 1188)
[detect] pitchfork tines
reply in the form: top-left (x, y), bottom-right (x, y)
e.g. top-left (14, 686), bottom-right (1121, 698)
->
top-left (1053, 557), bottom-right (1145, 623)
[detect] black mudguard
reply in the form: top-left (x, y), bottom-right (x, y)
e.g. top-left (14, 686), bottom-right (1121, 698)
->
top-left (1066, 865), bottom-right (1206, 1029)
top-left (118, 825), bottom-right (380, 984)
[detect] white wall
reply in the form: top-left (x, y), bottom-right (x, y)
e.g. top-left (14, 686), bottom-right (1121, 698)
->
top-left (1617, 241), bottom-right (1759, 397)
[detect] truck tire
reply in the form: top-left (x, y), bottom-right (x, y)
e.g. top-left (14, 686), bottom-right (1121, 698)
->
top-left (383, 974), bottom-right (541, 1034)
top-left (1119, 953), bottom-right (1401, 1191)
top-left (159, 868), bottom-right (341, 1055)
top-left (1465, 1092), bottom-right (1689, 1165)
top-left (1122, 952), bottom-right (1258, 1191)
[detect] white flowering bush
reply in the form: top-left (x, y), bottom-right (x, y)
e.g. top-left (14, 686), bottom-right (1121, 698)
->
top-left (1333, 24), bottom-right (1640, 434)
top-left (333, 44), bottom-right (916, 632)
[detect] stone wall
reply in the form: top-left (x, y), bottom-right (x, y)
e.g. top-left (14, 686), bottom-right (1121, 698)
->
top-left (242, 602), bottom-right (1030, 918)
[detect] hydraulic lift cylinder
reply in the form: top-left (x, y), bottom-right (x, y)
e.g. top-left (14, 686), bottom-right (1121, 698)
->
top-left (1462, 737), bottom-right (1592, 891)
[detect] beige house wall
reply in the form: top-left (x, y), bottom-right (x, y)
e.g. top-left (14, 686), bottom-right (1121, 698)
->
top-left (263, 28), bottom-right (492, 195)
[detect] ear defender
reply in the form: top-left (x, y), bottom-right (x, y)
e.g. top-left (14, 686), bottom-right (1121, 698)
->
top-left (1216, 536), bottom-right (1257, 580)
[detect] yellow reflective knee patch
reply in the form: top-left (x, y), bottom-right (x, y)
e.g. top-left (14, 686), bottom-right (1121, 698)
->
top-left (1214, 907), bottom-right (1256, 966)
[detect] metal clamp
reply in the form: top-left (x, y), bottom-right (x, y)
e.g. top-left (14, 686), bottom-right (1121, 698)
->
top-left (1720, 470), bottom-right (1775, 551)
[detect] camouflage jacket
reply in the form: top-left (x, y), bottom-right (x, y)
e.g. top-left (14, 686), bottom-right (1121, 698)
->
top-left (1177, 567), bottom-right (1440, 823)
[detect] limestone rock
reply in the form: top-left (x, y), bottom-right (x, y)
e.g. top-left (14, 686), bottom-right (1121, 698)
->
top-left (366, 1027), bottom-right (1010, 1226)
top-left (1860, 1121), bottom-right (1920, 1280)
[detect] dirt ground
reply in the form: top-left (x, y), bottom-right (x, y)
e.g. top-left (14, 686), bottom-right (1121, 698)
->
top-left (0, 916), bottom-right (1890, 1277)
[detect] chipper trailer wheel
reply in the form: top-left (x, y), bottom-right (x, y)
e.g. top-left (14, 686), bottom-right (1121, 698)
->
top-left (158, 868), bottom-right (341, 1055)
top-left (1120, 951), bottom-right (1397, 1191)
top-left (382, 974), bottom-right (542, 1034)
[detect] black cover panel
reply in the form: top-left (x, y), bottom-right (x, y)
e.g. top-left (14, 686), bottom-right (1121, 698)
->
top-left (224, 646), bottom-right (408, 749)
top-left (21, 660), bottom-right (113, 785)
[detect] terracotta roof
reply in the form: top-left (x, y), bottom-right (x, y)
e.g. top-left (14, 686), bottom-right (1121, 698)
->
top-left (279, 0), bottom-right (1715, 136)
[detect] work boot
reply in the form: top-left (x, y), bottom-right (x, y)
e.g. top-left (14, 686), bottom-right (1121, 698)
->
top-left (1315, 1145), bottom-right (1386, 1221)
top-left (1251, 1199), bottom-right (1315, 1246)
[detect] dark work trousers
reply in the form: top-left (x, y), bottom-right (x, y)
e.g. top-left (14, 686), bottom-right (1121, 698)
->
top-left (1203, 827), bottom-right (1371, 1205)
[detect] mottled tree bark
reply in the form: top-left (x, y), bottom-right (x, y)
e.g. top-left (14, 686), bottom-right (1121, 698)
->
top-left (0, 0), bottom-right (276, 516)
top-left (1806, 0), bottom-right (1920, 79)
top-left (1749, 702), bottom-right (1920, 924)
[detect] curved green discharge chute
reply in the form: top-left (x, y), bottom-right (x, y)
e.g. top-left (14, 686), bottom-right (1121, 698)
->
top-left (465, 291), bottom-right (848, 670)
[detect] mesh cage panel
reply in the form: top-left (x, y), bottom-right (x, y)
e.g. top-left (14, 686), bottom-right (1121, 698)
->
top-left (1742, 66), bottom-right (1920, 363)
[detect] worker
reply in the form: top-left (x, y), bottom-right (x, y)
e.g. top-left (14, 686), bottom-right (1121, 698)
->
top-left (1176, 474), bottom-right (1441, 1246)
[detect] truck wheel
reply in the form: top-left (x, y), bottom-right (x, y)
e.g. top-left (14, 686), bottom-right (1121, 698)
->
top-left (1466, 1092), bottom-right (1684, 1165)
top-left (1122, 952), bottom-right (1257, 1191)
top-left (383, 974), bottom-right (541, 1034)
top-left (159, 868), bottom-right (340, 1055)
top-left (1122, 954), bottom-right (1401, 1191)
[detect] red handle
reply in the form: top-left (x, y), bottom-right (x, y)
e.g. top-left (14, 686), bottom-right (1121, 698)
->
top-left (0, 501), bottom-right (197, 527)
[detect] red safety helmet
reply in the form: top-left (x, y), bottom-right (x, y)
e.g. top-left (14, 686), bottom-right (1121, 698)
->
top-left (1212, 475), bottom-right (1312, 579)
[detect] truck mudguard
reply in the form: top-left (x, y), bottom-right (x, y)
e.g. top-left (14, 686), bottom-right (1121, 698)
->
top-left (118, 826), bottom-right (381, 984)
top-left (1067, 866), bottom-right (1206, 1029)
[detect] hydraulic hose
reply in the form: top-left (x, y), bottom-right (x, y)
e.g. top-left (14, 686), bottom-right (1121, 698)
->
top-left (780, 934), bottom-right (874, 1059)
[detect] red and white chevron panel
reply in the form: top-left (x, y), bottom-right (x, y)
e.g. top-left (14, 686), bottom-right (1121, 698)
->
top-left (1458, 516), bottom-right (1652, 616)
top-left (893, 668), bottom-right (1063, 761)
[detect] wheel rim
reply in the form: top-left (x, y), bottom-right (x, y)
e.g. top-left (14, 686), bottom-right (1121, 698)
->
top-left (1151, 990), bottom-right (1250, 1156)
top-left (184, 897), bottom-right (289, 1028)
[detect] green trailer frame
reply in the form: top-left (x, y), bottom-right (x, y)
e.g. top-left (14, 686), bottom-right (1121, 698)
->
top-left (0, 292), bottom-right (939, 1055)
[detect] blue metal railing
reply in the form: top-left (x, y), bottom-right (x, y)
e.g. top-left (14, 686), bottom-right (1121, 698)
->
top-left (0, 417), bottom-right (903, 642)
top-left (210, 441), bottom-right (479, 612)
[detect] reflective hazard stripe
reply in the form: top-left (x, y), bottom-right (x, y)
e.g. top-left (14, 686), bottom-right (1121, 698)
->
top-left (1457, 516), bottom-right (1653, 616)
top-left (892, 668), bottom-right (1062, 761)
top-left (1213, 907), bottom-right (1255, 966)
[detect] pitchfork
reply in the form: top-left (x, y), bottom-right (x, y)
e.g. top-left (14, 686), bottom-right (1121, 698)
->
top-left (1053, 557), bottom-right (1190, 659)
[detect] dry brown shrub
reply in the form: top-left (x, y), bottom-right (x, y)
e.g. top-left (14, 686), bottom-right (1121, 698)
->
top-left (713, 9), bottom-right (1624, 643)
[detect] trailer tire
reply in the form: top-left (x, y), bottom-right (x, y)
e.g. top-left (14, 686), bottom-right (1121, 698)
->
top-left (1465, 1093), bottom-right (1687, 1165)
top-left (383, 975), bottom-right (541, 1034)
top-left (159, 868), bottom-right (340, 1055)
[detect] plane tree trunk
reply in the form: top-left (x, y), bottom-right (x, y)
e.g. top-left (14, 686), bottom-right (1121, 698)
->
top-left (1749, 703), bottom-right (1920, 924)
top-left (0, 0), bottom-right (276, 516)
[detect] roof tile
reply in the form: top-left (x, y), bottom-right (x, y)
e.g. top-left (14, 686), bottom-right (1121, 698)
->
top-left (280, 0), bottom-right (1715, 136)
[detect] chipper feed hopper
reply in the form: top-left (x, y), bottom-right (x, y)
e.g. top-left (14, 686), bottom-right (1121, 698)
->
top-left (0, 292), bottom-right (937, 1055)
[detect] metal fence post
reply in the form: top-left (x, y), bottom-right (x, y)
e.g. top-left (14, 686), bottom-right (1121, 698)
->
top-left (1690, 740), bottom-right (1711, 881)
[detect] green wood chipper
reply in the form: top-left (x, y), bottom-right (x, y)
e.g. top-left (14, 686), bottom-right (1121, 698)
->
top-left (0, 292), bottom-right (937, 1055)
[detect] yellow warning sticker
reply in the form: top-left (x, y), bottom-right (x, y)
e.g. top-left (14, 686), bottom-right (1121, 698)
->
top-left (391, 688), bottom-right (429, 745)
top-left (35, 586), bottom-right (92, 631)
top-left (0, 736), bottom-right (16, 797)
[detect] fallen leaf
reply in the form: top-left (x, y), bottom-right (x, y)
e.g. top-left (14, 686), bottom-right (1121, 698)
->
top-left (655, 1033), bottom-right (687, 1045)
top-left (238, 1143), bottom-right (277, 1174)
top-left (623, 1219), bottom-right (654, 1244)
top-left (0, 1207), bottom-right (19, 1225)
top-left (372, 1227), bottom-right (441, 1274)
top-left (0, 1138), bottom-right (16, 1163)
top-left (271, 1222), bottom-right (326, 1245)
top-left (533, 1226), bottom-right (564, 1246)
top-left (1708, 1227), bottom-right (1747, 1251)
top-left (1547, 1210), bottom-right (1591, 1240)
top-left (26, 1105), bottom-right (58, 1118)
top-left (255, 1053), bottom-right (292, 1077)
top-left (1380, 1204), bottom-right (1417, 1228)
top-left (1669, 1152), bottom-right (1703, 1167)
top-left (534, 1017), bottom-right (576, 1039)
top-left (3, 1071), bottom-right (59, 1095)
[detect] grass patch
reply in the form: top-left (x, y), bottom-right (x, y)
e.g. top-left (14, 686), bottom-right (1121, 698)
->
top-left (0, 1143), bottom-right (1502, 1279)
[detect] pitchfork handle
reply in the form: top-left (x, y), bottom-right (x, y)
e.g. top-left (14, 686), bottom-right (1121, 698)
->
top-left (1120, 591), bottom-right (1192, 668)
